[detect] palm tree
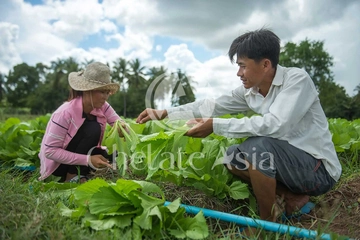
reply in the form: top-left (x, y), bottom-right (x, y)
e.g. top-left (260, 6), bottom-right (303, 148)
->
top-left (50, 58), bottom-right (78, 90)
top-left (354, 84), bottom-right (360, 94)
top-left (128, 59), bottom-right (146, 89)
top-left (0, 73), bottom-right (5, 104)
top-left (112, 58), bottom-right (129, 86)
top-left (146, 66), bottom-right (170, 107)
top-left (112, 58), bottom-right (130, 117)
top-left (171, 69), bottom-right (196, 106)
top-left (350, 84), bottom-right (360, 119)
top-left (36, 57), bottom-right (79, 112)
top-left (81, 59), bottom-right (94, 69)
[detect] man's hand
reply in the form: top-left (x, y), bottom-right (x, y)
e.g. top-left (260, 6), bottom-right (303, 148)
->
top-left (185, 118), bottom-right (213, 138)
top-left (136, 108), bottom-right (167, 124)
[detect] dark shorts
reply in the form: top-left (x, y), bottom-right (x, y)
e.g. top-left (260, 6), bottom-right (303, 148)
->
top-left (224, 136), bottom-right (335, 196)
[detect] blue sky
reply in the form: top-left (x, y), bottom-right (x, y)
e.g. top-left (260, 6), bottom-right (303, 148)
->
top-left (1, 0), bottom-right (359, 101)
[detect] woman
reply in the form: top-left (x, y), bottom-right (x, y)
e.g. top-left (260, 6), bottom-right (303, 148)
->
top-left (38, 62), bottom-right (126, 183)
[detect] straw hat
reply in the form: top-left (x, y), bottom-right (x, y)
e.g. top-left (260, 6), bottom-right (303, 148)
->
top-left (68, 62), bottom-right (120, 94)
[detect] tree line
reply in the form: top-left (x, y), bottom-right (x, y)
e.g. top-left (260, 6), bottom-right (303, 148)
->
top-left (0, 39), bottom-right (359, 119)
top-left (0, 58), bottom-right (196, 118)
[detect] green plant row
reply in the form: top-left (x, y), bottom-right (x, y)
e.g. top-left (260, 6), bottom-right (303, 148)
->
top-left (1, 116), bottom-right (359, 198)
top-left (102, 119), bottom-right (250, 201)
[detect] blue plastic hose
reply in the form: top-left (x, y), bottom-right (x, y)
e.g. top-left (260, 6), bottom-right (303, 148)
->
top-left (164, 201), bottom-right (340, 239)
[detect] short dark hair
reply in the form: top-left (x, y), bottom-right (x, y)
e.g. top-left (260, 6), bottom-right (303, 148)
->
top-left (228, 28), bottom-right (280, 67)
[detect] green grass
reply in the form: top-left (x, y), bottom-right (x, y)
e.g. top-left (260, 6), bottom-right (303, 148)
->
top-left (0, 170), bottom-right (122, 240)
top-left (0, 113), bottom-right (41, 122)
top-left (0, 107), bottom-right (44, 122)
top-left (0, 169), bottom-right (350, 240)
top-left (338, 151), bottom-right (360, 179)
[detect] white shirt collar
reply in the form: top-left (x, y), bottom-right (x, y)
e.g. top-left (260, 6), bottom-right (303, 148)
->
top-left (247, 65), bottom-right (284, 95)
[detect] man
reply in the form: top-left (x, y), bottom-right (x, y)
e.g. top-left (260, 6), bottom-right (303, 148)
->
top-left (136, 28), bottom-right (341, 223)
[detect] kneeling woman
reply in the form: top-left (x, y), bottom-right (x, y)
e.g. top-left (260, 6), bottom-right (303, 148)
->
top-left (38, 62), bottom-right (126, 183)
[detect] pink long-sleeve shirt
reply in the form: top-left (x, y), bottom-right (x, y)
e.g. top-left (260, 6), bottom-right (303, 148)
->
top-left (38, 96), bottom-right (120, 180)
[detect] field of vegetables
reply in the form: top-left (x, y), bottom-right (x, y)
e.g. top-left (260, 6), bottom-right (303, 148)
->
top-left (0, 115), bottom-right (359, 239)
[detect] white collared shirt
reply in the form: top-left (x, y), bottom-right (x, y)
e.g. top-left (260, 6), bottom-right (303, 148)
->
top-left (167, 65), bottom-right (341, 181)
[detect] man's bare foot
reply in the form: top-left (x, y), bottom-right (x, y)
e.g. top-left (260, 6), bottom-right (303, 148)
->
top-left (274, 195), bottom-right (286, 221)
top-left (284, 192), bottom-right (310, 215)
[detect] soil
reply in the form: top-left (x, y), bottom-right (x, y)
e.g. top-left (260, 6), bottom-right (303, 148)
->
top-left (159, 174), bottom-right (360, 239)
top-left (93, 170), bottom-right (360, 239)
top-left (300, 175), bottom-right (360, 239)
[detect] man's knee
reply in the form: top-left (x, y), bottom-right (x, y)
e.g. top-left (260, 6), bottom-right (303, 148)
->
top-left (226, 164), bottom-right (250, 181)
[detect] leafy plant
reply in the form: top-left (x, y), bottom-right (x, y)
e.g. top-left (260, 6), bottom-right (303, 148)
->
top-left (0, 115), bottom-right (49, 168)
top-left (102, 119), bottom-right (250, 200)
top-left (58, 178), bottom-right (209, 239)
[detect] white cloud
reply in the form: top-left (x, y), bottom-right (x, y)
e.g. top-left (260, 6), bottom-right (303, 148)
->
top-left (0, 0), bottom-right (359, 97)
top-left (50, 26), bottom-right (154, 69)
top-left (100, 20), bottom-right (117, 33)
top-left (160, 45), bottom-right (238, 100)
top-left (192, 55), bottom-right (239, 100)
top-left (0, 0), bottom-right (75, 68)
top-left (49, 0), bottom-right (109, 42)
top-left (155, 45), bottom-right (162, 52)
top-left (105, 26), bottom-right (153, 60)
top-left (163, 44), bottom-right (201, 73)
top-left (103, 0), bottom-right (159, 26)
top-left (290, 1), bottom-right (360, 95)
top-left (0, 22), bottom-right (21, 73)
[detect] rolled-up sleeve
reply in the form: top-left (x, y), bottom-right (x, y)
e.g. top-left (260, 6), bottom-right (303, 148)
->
top-left (167, 87), bottom-right (250, 120)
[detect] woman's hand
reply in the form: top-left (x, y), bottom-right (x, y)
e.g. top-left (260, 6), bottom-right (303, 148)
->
top-left (136, 108), bottom-right (167, 124)
top-left (117, 121), bottom-right (129, 138)
top-left (89, 154), bottom-right (112, 169)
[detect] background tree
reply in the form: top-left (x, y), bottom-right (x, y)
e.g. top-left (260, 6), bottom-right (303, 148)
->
top-left (146, 66), bottom-right (170, 109)
top-left (0, 74), bottom-right (5, 105)
top-left (318, 79), bottom-right (352, 119)
top-left (280, 39), bottom-right (334, 87)
top-left (27, 58), bottom-right (79, 114)
top-left (128, 59), bottom-right (146, 88)
top-left (171, 69), bottom-right (196, 107)
top-left (109, 58), bottom-right (130, 117)
top-left (5, 63), bottom-right (41, 108)
top-left (81, 59), bottom-right (94, 69)
top-left (279, 39), bottom-right (352, 119)
top-left (349, 84), bottom-right (360, 119)
top-left (125, 59), bottom-right (148, 118)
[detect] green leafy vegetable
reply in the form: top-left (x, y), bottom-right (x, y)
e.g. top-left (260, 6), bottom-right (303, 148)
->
top-left (58, 178), bottom-right (209, 239)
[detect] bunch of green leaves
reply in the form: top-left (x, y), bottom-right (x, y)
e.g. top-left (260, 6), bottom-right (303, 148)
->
top-left (102, 119), bottom-right (249, 200)
top-left (329, 118), bottom-right (360, 153)
top-left (178, 136), bottom-right (249, 200)
top-left (102, 120), bottom-right (141, 175)
top-left (329, 118), bottom-right (360, 174)
top-left (0, 115), bottom-right (50, 168)
top-left (59, 178), bottom-right (209, 239)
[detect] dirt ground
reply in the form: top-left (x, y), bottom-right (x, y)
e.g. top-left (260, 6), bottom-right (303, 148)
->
top-left (299, 175), bottom-right (360, 239)
top-left (158, 174), bottom-right (360, 239)
top-left (94, 170), bottom-right (360, 239)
